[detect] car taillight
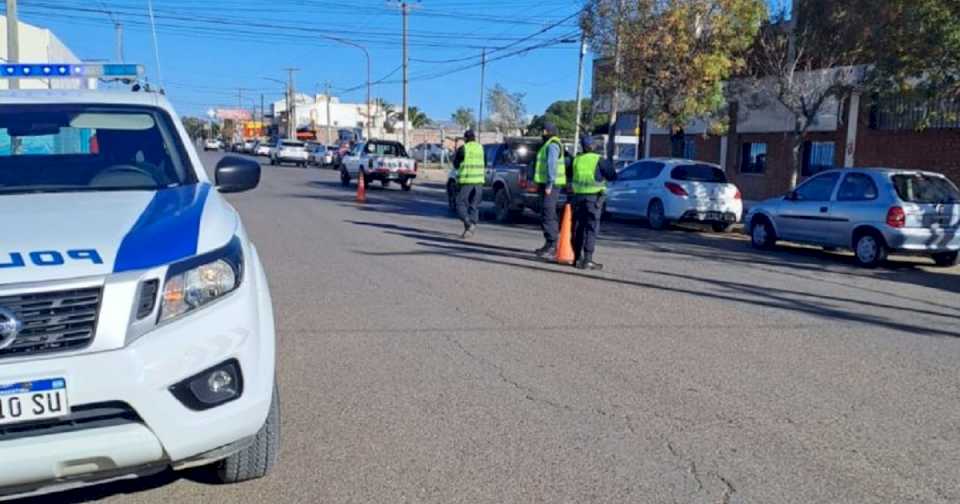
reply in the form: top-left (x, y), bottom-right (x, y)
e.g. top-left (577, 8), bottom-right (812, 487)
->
top-left (413, 161), bottom-right (418, 172)
top-left (665, 182), bottom-right (688, 197)
top-left (734, 188), bottom-right (742, 200)
top-left (886, 206), bottom-right (906, 228)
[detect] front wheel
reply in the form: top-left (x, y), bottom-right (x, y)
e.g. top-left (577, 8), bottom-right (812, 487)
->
top-left (400, 177), bottom-right (413, 191)
top-left (647, 200), bottom-right (668, 231)
top-left (932, 251), bottom-right (959, 267)
top-left (750, 218), bottom-right (776, 250)
top-left (213, 384), bottom-right (280, 483)
top-left (494, 188), bottom-right (513, 223)
top-left (853, 231), bottom-right (888, 268)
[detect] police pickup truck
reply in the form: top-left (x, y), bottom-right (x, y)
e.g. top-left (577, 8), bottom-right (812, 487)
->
top-left (0, 64), bottom-right (279, 500)
top-left (340, 139), bottom-right (417, 191)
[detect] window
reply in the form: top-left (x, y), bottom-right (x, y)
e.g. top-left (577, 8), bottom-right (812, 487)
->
top-left (871, 96), bottom-right (960, 130)
top-left (0, 105), bottom-right (192, 193)
top-left (740, 142), bottom-right (767, 174)
top-left (672, 164), bottom-right (727, 183)
top-left (794, 172), bottom-right (841, 201)
top-left (837, 173), bottom-right (879, 201)
top-left (802, 141), bottom-right (835, 176)
top-left (637, 162), bottom-right (665, 180)
top-left (618, 164), bottom-right (641, 181)
top-left (891, 174), bottom-right (960, 203)
top-left (683, 137), bottom-right (697, 159)
top-left (484, 145), bottom-right (500, 167)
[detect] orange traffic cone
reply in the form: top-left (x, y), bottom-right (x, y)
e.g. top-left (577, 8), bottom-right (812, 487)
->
top-left (556, 203), bottom-right (575, 265)
top-left (356, 172), bottom-right (366, 203)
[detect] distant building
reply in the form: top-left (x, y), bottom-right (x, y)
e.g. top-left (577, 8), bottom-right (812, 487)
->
top-left (272, 94), bottom-right (389, 143)
top-left (0, 16), bottom-right (90, 90)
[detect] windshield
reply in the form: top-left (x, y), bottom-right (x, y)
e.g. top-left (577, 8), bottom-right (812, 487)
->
top-left (0, 105), bottom-right (194, 195)
top-left (671, 164), bottom-right (727, 183)
top-left (892, 174), bottom-right (960, 203)
top-left (366, 142), bottom-right (406, 157)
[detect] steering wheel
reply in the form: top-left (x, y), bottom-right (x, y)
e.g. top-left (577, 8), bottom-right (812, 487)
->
top-left (90, 164), bottom-right (160, 187)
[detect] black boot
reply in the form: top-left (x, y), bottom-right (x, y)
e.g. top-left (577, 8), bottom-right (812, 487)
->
top-left (535, 244), bottom-right (556, 259)
top-left (577, 254), bottom-right (603, 271)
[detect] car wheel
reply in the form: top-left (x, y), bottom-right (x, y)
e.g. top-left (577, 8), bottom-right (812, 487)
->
top-left (750, 217), bottom-right (776, 250)
top-left (213, 384), bottom-right (280, 483)
top-left (400, 178), bottom-right (413, 192)
top-left (447, 181), bottom-right (458, 213)
top-left (932, 251), bottom-right (959, 267)
top-left (711, 222), bottom-right (733, 233)
top-left (853, 230), bottom-right (888, 268)
top-left (269, 158), bottom-right (276, 166)
top-left (381, 179), bottom-right (391, 188)
top-left (647, 199), bottom-right (668, 230)
top-left (340, 169), bottom-right (351, 187)
top-left (494, 188), bottom-right (513, 223)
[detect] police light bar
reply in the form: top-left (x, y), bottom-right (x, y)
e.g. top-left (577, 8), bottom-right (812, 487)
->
top-left (0, 63), bottom-right (144, 79)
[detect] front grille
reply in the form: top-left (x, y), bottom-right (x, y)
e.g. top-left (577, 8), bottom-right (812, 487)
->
top-left (0, 402), bottom-right (142, 442)
top-left (0, 287), bottom-right (102, 359)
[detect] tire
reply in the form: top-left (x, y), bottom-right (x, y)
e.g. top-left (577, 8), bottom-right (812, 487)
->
top-left (340, 169), bottom-right (351, 187)
top-left (400, 178), bottom-right (413, 191)
top-left (932, 251), bottom-right (959, 267)
top-left (447, 182), bottom-right (458, 213)
top-left (213, 384), bottom-right (281, 483)
top-left (711, 223), bottom-right (733, 233)
top-left (853, 230), bottom-right (888, 268)
top-left (381, 179), bottom-right (391, 188)
top-left (750, 217), bottom-right (776, 250)
top-left (269, 158), bottom-right (276, 166)
top-left (494, 188), bottom-right (513, 223)
top-left (647, 199), bottom-right (668, 231)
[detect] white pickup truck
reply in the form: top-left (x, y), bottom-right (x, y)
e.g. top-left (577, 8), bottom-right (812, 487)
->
top-left (340, 139), bottom-right (417, 191)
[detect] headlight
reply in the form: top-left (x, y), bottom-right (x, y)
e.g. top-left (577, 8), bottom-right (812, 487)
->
top-left (160, 237), bottom-right (243, 323)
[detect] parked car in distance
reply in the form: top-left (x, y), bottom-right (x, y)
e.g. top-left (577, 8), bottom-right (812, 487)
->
top-left (270, 139), bottom-right (309, 166)
top-left (241, 139), bottom-right (257, 154)
top-left (746, 168), bottom-right (960, 267)
top-left (605, 158), bottom-right (743, 232)
top-left (203, 138), bottom-right (221, 151)
top-left (341, 139), bottom-right (417, 191)
top-left (306, 142), bottom-right (334, 167)
top-left (411, 143), bottom-right (449, 163)
top-left (253, 140), bottom-right (273, 157)
top-left (445, 137), bottom-right (574, 222)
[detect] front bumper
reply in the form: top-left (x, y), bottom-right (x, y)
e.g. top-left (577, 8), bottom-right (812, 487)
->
top-left (0, 244), bottom-right (276, 498)
top-left (884, 226), bottom-right (960, 253)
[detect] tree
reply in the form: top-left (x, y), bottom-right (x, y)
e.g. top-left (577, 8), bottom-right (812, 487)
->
top-left (406, 106), bottom-right (431, 128)
top-left (486, 84), bottom-right (527, 134)
top-left (526, 99), bottom-right (608, 137)
top-left (583, 0), bottom-right (765, 159)
top-left (451, 107), bottom-right (476, 130)
top-left (182, 116), bottom-right (206, 140)
top-left (740, 0), bottom-right (871, 187)
top-left (868, 0), bottom-right (960, 101)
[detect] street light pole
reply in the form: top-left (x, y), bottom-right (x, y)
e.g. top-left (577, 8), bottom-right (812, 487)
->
top-left (573, 34), bottom-right (587, 156)
top-left (284, 68), bottom-right (299, 140)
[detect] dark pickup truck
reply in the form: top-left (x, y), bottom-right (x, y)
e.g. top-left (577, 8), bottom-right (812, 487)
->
top-left (446, 137), bottom-right (573, 222)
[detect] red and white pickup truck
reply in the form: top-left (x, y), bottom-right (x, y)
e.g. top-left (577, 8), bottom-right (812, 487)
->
top-left (340, 139), bottom-right (417, 191)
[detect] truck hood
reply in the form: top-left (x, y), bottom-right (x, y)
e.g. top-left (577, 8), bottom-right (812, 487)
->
top-left (0, 183), bottom-right (237, 285)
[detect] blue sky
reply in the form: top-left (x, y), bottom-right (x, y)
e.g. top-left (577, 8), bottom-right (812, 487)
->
top-left (16, 0), bottom-right (591, 122)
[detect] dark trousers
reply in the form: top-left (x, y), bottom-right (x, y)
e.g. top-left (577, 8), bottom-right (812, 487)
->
top-left (456, 183), bottom-right (482, 229)
top-left (573, 193), bottom-right (603, 262)
top-left (539, 187), bottom-right (560, 247)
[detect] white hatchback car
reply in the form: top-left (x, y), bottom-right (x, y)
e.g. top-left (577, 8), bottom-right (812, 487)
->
top-left (605, 158), bottom-right (743, 232)
top-left (0, 64), bottom-right (279, 500)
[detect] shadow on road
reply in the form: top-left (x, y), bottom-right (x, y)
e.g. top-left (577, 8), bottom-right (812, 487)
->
top-left (350, 223), bottom-right (960, 338)
top-left (8, 468), bottom-right (216, 504)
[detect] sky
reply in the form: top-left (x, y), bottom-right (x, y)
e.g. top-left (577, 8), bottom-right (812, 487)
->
top-left (14, 0), bottom-right (592, 123)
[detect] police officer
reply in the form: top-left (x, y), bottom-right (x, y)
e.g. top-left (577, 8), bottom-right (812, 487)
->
top-left (571, 136), bottom-right (617, 270)
top-left (453, 130), bottom-right (485, 239)
top-left (533, 123), bottom-right (566, 258)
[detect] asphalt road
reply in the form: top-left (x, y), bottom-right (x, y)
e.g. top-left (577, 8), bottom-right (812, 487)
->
top-left (24, 152), bottom-right (960, 504)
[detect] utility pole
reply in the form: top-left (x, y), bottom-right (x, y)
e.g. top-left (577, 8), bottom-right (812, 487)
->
top-left (478, 48), bottom-right (486, 134)
top-left (573, 34), bottom-right (587, 156)
top-left (324, 81), bottom-right (333, 145)
top-left (6, 0), bottom-right (19, 90)
top-left (605, 0), bottom-right (626, 164)
top-left (284, 68), bottom-right (299, 140)
top-left (260, 93), bottom-right (265, 129)
top-left (390, 1), bottom-right (419, 147)
top-left (115, 22), bottom-right (124, 62)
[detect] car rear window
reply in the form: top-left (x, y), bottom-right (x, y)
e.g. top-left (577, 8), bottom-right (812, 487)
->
top-left (671, 164), bottom-right (727, 183)
top-left (892, 174), bottom-right (960, 203)
top-left (282, 141), bottom-right (304, 148)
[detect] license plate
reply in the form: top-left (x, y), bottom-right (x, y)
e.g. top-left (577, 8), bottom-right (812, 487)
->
top-left (0, 378), bottom-right (69, 426)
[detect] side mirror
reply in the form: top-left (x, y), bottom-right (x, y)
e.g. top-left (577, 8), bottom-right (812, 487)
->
top-left (215, 155), bottom-right (261, 193)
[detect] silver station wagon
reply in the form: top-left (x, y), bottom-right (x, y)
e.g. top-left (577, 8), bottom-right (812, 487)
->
top-left (746, 168), bottom-right (960, 268)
